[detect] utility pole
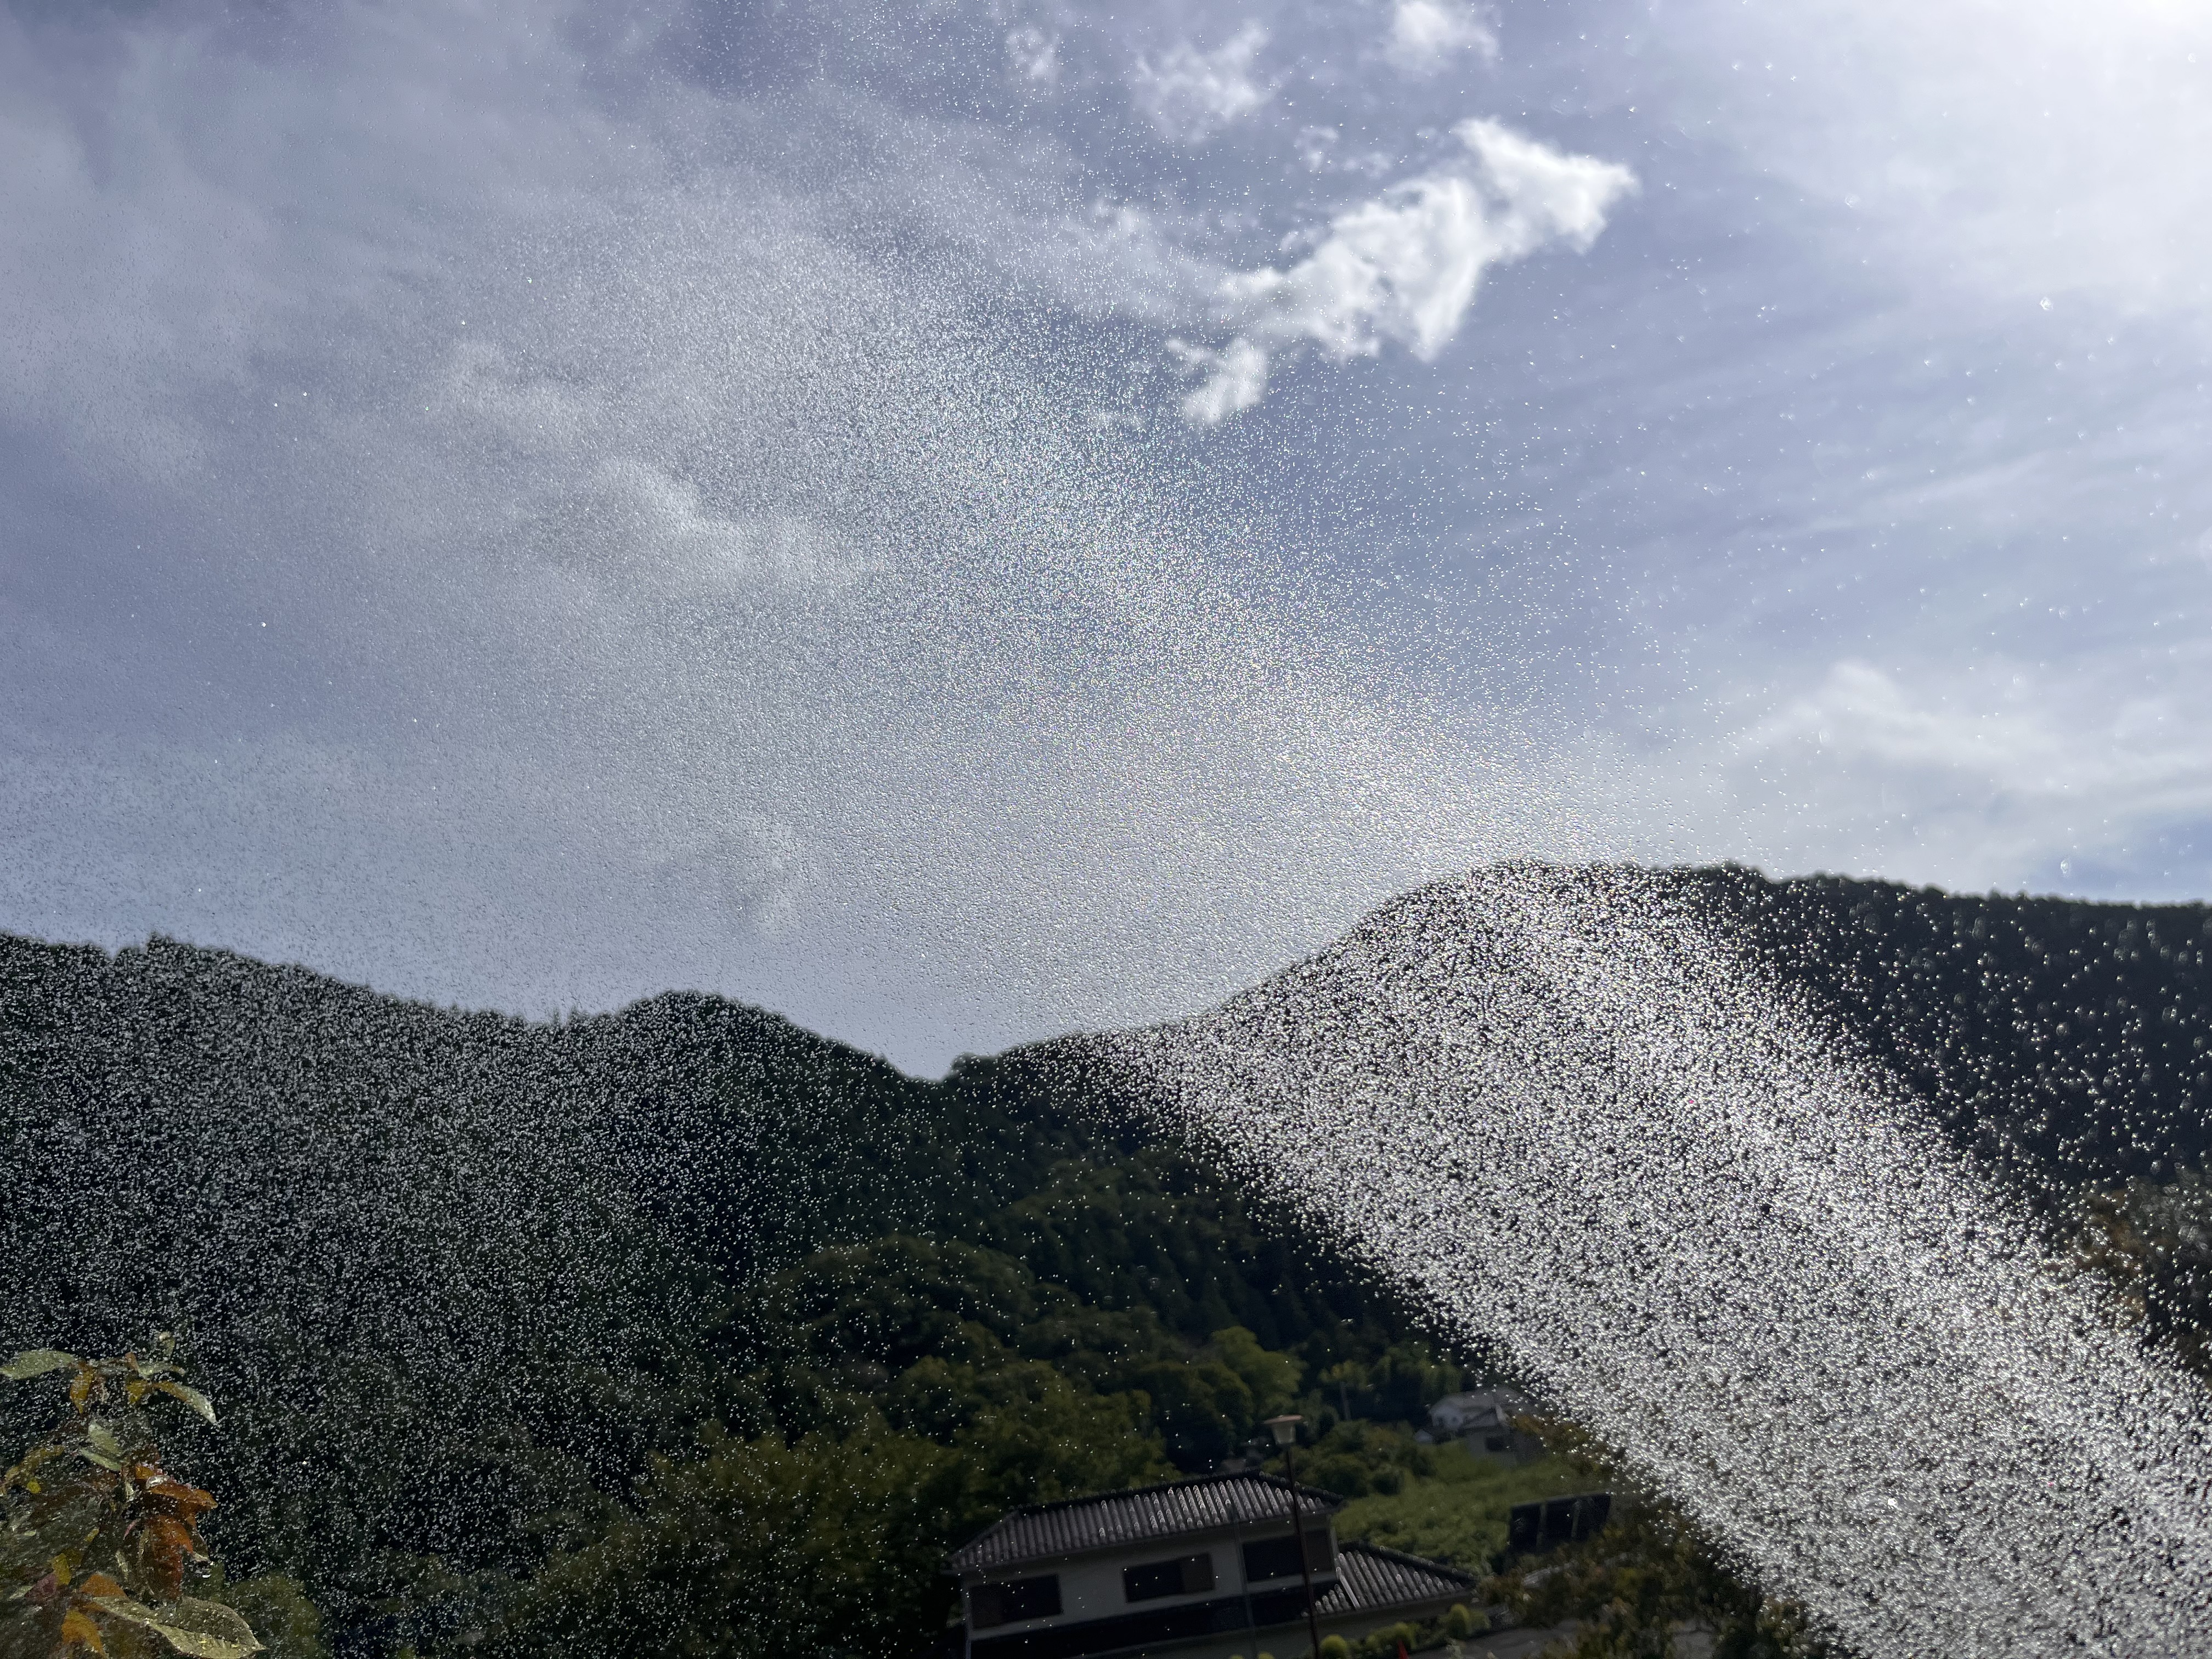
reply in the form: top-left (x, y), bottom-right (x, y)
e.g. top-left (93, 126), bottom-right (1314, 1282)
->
top-left (1265, 1415), bottom-right (1327, 1659)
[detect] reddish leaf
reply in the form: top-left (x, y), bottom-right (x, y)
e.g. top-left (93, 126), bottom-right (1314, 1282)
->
top-left (138, 1516), bottom-right (196, 1600)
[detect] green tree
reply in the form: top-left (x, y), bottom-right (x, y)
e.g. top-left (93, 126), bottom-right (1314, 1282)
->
top-left (483, 1423), bottom-right (970, 1659)
top-left (1318, 1362), bottom-right (1367, 1423)
top-left (1129, 1361), bottom-right (1254, 1470)
top-left (887, 1354), bottom-right (1173, 1507)
top-left (1209, 1329), bottom-right (1303, 1424)
top-left (1485, 1424), bottom-right (1839, 1659)
top-left (1363, 1344), bottom-right (1462, 1425)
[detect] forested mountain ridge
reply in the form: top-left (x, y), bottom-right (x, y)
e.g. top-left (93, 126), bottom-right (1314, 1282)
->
top-left (1689, 866), bottom-right (2212, 1183)
top-left (0, 927), bottom-right (1423, 1652)
top-left (3, 865), bottom-right (2209, 1657)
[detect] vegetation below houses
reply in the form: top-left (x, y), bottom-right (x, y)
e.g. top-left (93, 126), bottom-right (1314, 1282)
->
top-left (2, 866), bottom-right (2209, 1656)
top-left (1316, 1438), bottom-right (1588, 1573)
top-left (1486, 1490), bottom-right (1843, 1659)
top-left (470, 1227), bottom-right (1467, 1658)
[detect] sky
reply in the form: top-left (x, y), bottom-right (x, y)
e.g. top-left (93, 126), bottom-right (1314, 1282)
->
top-left (2, 0), bottom-right (2208, 1070)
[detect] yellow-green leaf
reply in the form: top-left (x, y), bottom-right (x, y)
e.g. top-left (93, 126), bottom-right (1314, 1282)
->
top-left (86, 1423), bottom-right (125, 1460)
top-left (154, 1381), bottom-right (217, 1427)
top-left (93, 1594), bottom-right (264, 1659)
top-left (1, 1349), bottom-right (81, 1381)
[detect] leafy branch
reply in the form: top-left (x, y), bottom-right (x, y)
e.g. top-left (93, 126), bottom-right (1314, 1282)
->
top-left (2, 1340), bottom-right (262, 1659)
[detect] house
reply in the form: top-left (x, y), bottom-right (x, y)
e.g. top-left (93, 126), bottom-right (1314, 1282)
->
top-left (947, 1472), bottom-right (1477, 1659)
top-left (1426, 1391), bottom-right (1541, 1465)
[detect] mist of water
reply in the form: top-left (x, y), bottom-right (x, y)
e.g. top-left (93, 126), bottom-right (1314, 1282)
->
top-left (1091, 862), bottom-right (2212, 1656)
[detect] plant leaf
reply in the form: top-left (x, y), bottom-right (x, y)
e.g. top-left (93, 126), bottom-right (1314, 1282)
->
top-left (93, 1594), bottom-right (264, 1659)
top-left (1, 1349), bottom-right (81, 1381)
top-left (86, 1423), bottom-right (126, 1460)
top-left (154, 1381), bottom-right (217, 1427)
top-left (61, 1607), bottom-right (106, 1653)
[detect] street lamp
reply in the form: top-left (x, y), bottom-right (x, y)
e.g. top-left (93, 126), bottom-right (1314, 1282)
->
top-left (1263, 1415), bottom-right (1327, 1659)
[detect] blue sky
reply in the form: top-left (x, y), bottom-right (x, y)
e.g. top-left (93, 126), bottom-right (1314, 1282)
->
top-left (3, 0), bottom-right (2208, 1068)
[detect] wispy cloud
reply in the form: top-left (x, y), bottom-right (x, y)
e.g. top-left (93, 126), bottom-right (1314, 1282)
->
top-left (1173, 118), bottom-right (1634, 422)
top-left (1385, 1), bottom-right (1500, 76)
top-left (1168, 337), bottom-right (1271, 424)
top-left (656, 814), bottom-right (820, 936)
top-left (1670, 658), bottom-right (2212, 893)
top-left (1130, 23), bottom-right (1272, 144)
top-left (1003, 25), bottom-right (1061, 88)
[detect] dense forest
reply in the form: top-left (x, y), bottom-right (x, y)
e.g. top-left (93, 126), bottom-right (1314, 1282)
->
top-left (1686, 866), bottom-right (2212, 1186)
top-left (3, 866), bottom-right (2209, 1658)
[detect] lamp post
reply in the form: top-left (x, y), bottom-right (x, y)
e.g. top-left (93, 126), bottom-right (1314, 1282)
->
top-left (1263, 1414), bottom-right (1327, 1659)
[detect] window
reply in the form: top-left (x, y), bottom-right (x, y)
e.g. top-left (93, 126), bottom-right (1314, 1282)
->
top-left (1484, 1434), bottom-right (1510, 1452)
top-left (1240, 1530), bottom-right (1334, 1583)
top-left (1123, 1552), bottom-right (1216, 1602)
top-left (969, 1575), bottom-right (1063, 1629)
top-left (1249, 1584), bottom-right (1321, 1628)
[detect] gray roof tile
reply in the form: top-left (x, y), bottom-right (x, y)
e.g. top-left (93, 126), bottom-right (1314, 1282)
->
top-left (949, 1474), bottom-right (1346, 1575)
top-left (1317, 1542), bottom-right (1479, 1615)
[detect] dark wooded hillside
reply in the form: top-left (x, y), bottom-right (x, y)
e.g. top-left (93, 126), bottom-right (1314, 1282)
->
top-left (3, 865), bottom-right (2207, 1655)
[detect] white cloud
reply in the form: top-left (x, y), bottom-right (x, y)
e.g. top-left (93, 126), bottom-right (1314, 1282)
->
top-left (678, 815), bottom-right (819, 935)
top-left (1293, 125), bottom-right (1394, 178)
top-left (1169, 337), bottom-right (1269, 424)
top-left (1177, 117), bottom-right (1635, 422)
top-left (1004, 25), bottom-right (1060, 87)
top-left (434, 342), bottom-right (868, 593)
top-left (1654, 0), bottom-right (2212, 324)
top-left (1649, 657), bottom-right (2212, 895)
top-left (1751, 660), bottom-right (2056, 777)
top-left (1131, 24), bottom-right (1272, 144)
top-left (1295, 126), bottom-right (1339, 172)
top-left (1385, 1), bottom-right (1499, 76)
top-left (577, 460), bottom-right (857, 593)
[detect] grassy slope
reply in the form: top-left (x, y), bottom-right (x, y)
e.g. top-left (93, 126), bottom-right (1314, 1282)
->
top-left (1332, 1443), bottom-right (1588, 1573)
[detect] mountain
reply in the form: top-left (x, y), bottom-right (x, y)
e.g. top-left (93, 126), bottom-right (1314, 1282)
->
top-left (1686, 865), bottom-right (2212, 1184)
top-left (2, 865), bottom-right (2207, 1652)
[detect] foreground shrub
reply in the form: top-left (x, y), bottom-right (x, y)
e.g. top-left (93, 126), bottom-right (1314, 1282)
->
top-left (2, 1342), bottom-right (263, 1659)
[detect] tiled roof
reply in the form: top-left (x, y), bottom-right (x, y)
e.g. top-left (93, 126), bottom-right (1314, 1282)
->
top-left (1316, 1543), bottom-right (1479, 1614)
top-left (949, 1474), bottom-right (1347, 1575)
